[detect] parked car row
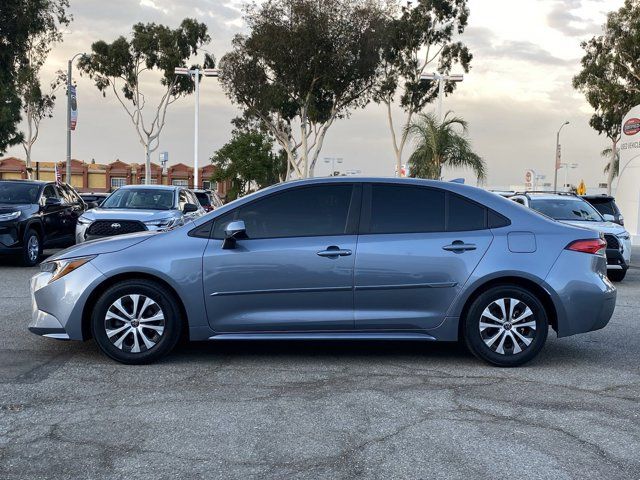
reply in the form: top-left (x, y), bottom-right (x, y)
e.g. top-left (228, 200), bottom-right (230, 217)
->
top-left (504, 191), bottom-right (632, 282)
top-left (0, 180), bottom-right (220, 266)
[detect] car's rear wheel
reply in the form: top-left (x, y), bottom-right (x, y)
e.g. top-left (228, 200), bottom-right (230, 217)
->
top-left (91, 280), bottom-right (183, 364)
top-left (463, 286), bottom-right (548, 367)
top-left (22, 229), bottom-right (41, 267)
top-left (607, 269), bottom-right (627, 282)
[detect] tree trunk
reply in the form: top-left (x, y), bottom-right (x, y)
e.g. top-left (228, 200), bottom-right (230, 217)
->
top-left (144, 142), bottom-right (151, 185)
top-left (607, 137), bottom-right (618, 195)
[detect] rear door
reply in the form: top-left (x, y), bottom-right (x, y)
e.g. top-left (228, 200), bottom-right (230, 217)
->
top-left (203, 184), bottom-right (361, 332)
top-left (39, 184), bottom-right (64, 245)
top-left (354, 184), bottom-right (494, 331)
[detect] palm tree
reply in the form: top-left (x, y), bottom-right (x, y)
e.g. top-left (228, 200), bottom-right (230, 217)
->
top-left (601, 146), bottom-right (619, 180)
top-left (405, 112), bottom-right (486, 182)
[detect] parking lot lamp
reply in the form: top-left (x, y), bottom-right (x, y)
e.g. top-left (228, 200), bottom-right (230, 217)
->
top-left (420, 73), bottom-right (464, 123)
top-left (174, 67), bottom-right (220, 188)
top-left (554, 121), bottom-right (570, 191)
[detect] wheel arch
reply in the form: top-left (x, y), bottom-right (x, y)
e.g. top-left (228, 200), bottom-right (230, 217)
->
top-left (23, 219), bottom-right (44, 240)
top-left (81, 272), bottom-right (190, 341)
top-left (455, 275), bottom-right (559, 341)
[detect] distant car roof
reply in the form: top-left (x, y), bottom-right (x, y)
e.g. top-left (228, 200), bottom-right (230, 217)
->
top-left (516, 192), bottom-right (582, 201)
top-left (0, 179), bottom-right (48, 185)
top-left (582, 194), bottom-right (614, 200)
top-left (118, 184), bottom-right (180, 191)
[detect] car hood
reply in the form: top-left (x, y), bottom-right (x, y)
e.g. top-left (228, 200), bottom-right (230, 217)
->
top-left (46, 231), bottom-right (158, 262)
top-left (559, 220), bottom-right (627, 235)
top-left (0, 203), bottom-right (37, 215)
top-left (82, 208), bottom-right (180, 222)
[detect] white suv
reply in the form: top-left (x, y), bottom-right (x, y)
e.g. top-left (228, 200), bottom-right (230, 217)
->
top-left (510, 192), bottom-right (632, 282)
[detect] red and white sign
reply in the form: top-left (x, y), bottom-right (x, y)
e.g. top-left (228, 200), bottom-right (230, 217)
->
top-left (623, 117), bottom-right (640, 136)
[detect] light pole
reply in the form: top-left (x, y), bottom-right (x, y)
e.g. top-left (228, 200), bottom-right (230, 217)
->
top-left (420, 72), bottom-right (464, 123)
top-left (323, 156), bottom-right (343, 176)
top-left (174, 67), bottom-right (220, 188)
top-left (554, 121), bottom-right (570, 191)
top-left (66, 52), bottom-right (83, 183)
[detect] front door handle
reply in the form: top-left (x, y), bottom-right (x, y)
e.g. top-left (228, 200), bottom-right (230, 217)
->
top-left (317, 246), bottom-right (352, 258)
top-left (442, 241), bottom-right (477, 253)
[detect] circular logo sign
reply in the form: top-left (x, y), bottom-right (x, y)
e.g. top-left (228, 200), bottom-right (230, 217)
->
top-left (623, 117), bottom-right (640, 136)
top-left (525, 171), bottom-right (532, 183)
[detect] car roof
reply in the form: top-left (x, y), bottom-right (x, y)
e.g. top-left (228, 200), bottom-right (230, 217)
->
top-left (582, 194), bottom-right (614, 201)
top-left (0, 179), bottom-right (48, 186)
top-left (515, 192), bottom-right (583, 201)
top-left (118, 184), bottom-right (180, 191)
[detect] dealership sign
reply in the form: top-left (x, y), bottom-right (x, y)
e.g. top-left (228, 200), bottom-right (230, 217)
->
top-left (616, 104), bottom-right (640, 243)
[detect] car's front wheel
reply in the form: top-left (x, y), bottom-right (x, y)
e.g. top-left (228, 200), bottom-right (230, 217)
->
top-left (463, 286), bottom-right (549, 367)
top-left (91, 279), bottom-right (183, 364)
top-left (22, 229), bottom-right (41, 267)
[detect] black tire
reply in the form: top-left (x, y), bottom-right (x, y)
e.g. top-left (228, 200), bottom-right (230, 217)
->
top-left (21, 228), bottom-right (41, 267)
top-left (463, 286), bottom-right (549, 367)
top-left (91, 279), bottom-right (183, 364)
top-left (607, 269), bottom-right (627, 282)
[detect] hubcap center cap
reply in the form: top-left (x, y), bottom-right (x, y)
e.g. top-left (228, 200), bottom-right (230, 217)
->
top-left (131, 320), bottom-right (140, 328)
top-left (503, 322), bottom-right (512, 331)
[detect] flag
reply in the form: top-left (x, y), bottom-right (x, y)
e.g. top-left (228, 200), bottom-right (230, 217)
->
top-left (54, 163), bottom-right (62, 184)
top-left (70, 85), bottom-right (78, 131)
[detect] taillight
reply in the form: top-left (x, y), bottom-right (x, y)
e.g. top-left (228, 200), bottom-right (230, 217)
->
top-left (566, 238), bottom-right (607, 255)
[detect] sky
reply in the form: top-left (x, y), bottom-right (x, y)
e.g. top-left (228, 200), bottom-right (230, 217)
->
top-left (4, 0), bottom-right (626, 188)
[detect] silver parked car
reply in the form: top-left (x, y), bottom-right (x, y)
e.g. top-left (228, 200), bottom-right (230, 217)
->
top-left (75, 185), bottom-right (204, 243)
top-left (30, 178), bottom-right (616, 366)
top-left (510, 192), bottom-right (632, 281)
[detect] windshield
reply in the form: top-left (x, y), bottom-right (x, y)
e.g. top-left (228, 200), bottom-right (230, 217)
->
top-left (530, 198), bottom-right (604, 222)
top-left (101, 189), bottom-right (175, 210)
top-left (0, 182), bottom-right (40, 204)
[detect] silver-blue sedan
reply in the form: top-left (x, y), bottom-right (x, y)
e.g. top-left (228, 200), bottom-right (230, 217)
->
top-left (29, 178), bottom-right (616, 367)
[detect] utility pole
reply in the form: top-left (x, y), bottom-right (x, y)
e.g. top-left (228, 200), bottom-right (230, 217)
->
top-left (174, 67), bottom-right (220, 188)
top-left (66, 53), bottom-right (83, 183)
top-left (554, 121), bottom-right (570, 191)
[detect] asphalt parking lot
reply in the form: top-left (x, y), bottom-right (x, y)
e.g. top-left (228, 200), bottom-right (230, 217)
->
top-left (1, 251), bottom-right (639, 479)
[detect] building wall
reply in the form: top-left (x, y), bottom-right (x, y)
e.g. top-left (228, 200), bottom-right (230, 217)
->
top-left (88, 172), bottom-right (107, 190)
top-left (0, 172), bottom-right (23, 180)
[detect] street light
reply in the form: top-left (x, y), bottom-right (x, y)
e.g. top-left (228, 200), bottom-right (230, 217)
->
top-left (66, 52), bottom-right (84, 183)
top-left (174, 67), bottom-right (220, 188)
top-left (559, 162), bottom-right (578, 190)
top-left (554, 121), bottom-right (570, 191)
top-left (323, 156), bottom-right (343, 176)
top-left (420, 72), bottom-right (464, 122)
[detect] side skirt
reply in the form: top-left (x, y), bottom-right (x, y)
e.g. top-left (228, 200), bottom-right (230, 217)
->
top-left (208, 332), bottom-right (437, 341)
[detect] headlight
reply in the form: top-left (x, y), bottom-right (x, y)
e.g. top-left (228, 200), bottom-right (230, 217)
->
top-left (0, 211), bottom-right (20, 222)
top-left (40, 255), bottom-right (96, 283)
top-left (617, 232), bottom-right (631, 241)
top-left (143, 217), bottom-right (179, 229)
top-left (77, 216), bottom-right (92, 225)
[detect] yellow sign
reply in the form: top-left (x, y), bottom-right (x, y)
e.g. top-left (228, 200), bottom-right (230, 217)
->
top-left (577, 179), bottom-right (587, 195)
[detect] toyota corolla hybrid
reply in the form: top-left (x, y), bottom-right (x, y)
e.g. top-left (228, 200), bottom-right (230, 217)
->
top-left (29, 178), bottom-right (616, 367)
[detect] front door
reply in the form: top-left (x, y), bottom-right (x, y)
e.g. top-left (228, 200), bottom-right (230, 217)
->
top-left (203, 184), bottom-right (361, 333)
top-left (354, 184), bottom-right (493, 331)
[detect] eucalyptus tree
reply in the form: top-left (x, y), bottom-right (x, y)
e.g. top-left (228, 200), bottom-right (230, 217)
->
top-left (406, 111), bottom-right (485, 181)
top-left (0, 0), bottom-right (70, 154)
top-left (573, 0), bottom-right (640, 194)
top-left (219, 0), bottom-right (388, 179)
top-left (375, 0), bottom-right (472, 177)
top-left (78, 19), bottom-right (210, 182)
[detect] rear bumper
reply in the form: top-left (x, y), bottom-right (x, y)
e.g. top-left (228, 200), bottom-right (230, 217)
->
top-left (545, 250), bottom-right (616, 337)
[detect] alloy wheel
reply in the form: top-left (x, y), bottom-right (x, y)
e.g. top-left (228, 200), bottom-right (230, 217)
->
top-left (104, 294), bottom-right (165, 354)
top-left (27, 235), bottom-right (39, 263)
top-left (479, 298), bottom-right (537, 355)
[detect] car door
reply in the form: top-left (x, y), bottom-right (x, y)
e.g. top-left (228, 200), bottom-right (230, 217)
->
top-left (354, 183), bottom-right (494, 331)
top-left (203, 183), bottom-right (361, 333)
top-left (39, 184), bottom-right (65, 245)
top-left (60, 185), bottom-right (85, 244)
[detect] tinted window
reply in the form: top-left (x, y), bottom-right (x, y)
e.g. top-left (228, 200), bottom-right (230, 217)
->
top-left (530, 198), bottom-right (603, 222)
top-left (41, 185), bottom-right (57, 202)
top-left (488, 210), bottom-right (511, 228)
top-left (369, 185), bottom-right (445, 234)
top-left (448, 194), bottom-right (486, 231)
top-left (0, 182), bottom-right (40, 204)
top-left (587, 199), bottom-right (618, 216)
top-left (194, 191), bottom-right (211, 207)
top-left (213, 185), bottom-right (353, 239)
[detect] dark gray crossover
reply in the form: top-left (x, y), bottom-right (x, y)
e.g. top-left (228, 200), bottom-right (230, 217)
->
top-left (29, 178), bottom-right (616, 366)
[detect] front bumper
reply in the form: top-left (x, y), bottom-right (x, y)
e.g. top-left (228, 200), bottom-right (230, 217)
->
top-left (606, 248), bottom-right (629, 270)
top-left (29, 260), bottom-right (106, 340)
top-left (545, 250), bottom-right (616, 338)
top-left (0, 221), bottom-right (22, 252)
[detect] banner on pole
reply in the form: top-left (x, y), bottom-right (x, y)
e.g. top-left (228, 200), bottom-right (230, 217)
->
top-left (615, 104), bottom-right (640, 243)
top-left (70, 86), bottom-right (78, 131)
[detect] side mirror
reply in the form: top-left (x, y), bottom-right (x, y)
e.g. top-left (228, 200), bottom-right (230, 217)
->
top-left (222, 220), bottom-right (247, 249)
top-left (183, 203), bottom-right (199, 214)
top-left (602, 214), bottom-right (615, 222)
top-left (87, 201), bottom-right (99, 209)
top-left (44, 197), bottom-right (62, 208)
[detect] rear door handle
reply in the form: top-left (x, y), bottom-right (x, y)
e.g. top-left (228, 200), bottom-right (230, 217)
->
top-left (442, 241), bottom-right (477, 252)
top-left (317, 246), bottom-right (352, 258)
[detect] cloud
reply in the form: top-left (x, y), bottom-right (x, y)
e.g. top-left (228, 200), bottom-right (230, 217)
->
top-left (546, 0), bottom-right (602, 37)
top-left (465, 27), bottom-right (573, 67)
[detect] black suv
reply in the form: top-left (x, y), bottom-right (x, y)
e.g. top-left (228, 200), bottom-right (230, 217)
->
top-left (581, 195), bottom-right (624, 226)
top-left (0, 180), bottom-right (86, 266)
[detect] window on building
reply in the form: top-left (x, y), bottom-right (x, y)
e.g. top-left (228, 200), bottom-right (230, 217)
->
top-left (111, 177), bottom-right (127, 190)
top-left (141, 177), bottom-right (158, 185)
top-left (172, 179), bottom-right (189, 187)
